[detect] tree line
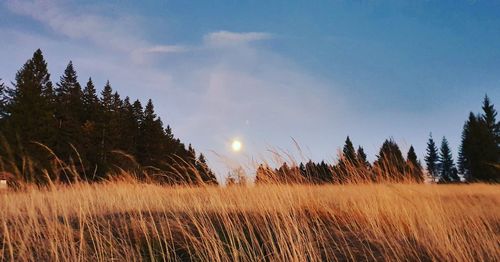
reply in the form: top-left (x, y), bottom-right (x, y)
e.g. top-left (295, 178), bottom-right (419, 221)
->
top-left (254, 137), bottom-right (425, 184)
top-left (254, 96), bottom-right (499, 184)
top-left (0, 49), bottom-right (498, 187)
top-left (0, 49), bottom-right (217, 185)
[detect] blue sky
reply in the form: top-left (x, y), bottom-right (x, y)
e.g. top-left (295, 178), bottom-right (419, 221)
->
top-left (1, 0), bottom-right (499, 178)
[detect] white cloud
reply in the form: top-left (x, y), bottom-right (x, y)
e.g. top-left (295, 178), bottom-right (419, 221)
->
top-left (204, 31), bottom-right (272, 46)
top-left (5, 0), bottom-right (142, 52)
top-left (140, 45), bottom-right (188, 54)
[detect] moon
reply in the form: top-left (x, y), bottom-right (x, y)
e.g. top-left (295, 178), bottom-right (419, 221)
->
top-left (231, 140), bottom-right (242, 152)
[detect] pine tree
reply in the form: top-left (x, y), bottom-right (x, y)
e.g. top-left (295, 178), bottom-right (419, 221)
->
top-left (482, 95), bottom-right (499, 139)
top-left (54, 61), bottom-right (84, 161)
top-left (101, 81), bottom-right (113, 113)
top-left (406, 146), bottom-right (424, 183)
top-left (138, 99), bottom-right (165, 167)
top-left (374, 139), bottom-right (406, 181)
top-left (7, 50), bottom-right (56, 145)
top-left (196, 153), bottom-right (217, 185)
top-left (79, 78), bottom-right (101, 179)
top-left (4, 49), bottom-right (56, 182)
top-left (439, 137), bottom-right (459, 183)
top-left (318, 161), bottom-right (332, 183)
top-left (337, 136), bottom-right (357, 182)
top-left (424, 134), bottom-right (439, 182)
top-left (481, 95), bottom-right (500, 171)
top-left (459, 96), bottom-right (499, 182)
top-left (82, 78), bottom-right (99, 122)
top-left (343, 136), bottom-right (357, 163)
top-left (354, 146), bottom-right (371, 181)
top-left (356, 146), bottom-right (368, 166)
top-left (96, 81), bottom-right (115, 174)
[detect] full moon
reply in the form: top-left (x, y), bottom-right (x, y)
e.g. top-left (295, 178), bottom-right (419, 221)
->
top-left (231, 140), bottom-right (242, 152)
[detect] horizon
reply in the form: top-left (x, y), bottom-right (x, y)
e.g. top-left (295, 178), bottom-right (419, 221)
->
top-left (1, 0), bottom-right (499, 178)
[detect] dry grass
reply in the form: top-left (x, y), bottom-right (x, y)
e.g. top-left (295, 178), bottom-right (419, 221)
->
top-left (0, 182), bottom-right (499, 261)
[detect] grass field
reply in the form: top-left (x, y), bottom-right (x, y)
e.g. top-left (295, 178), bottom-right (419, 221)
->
top-left (0, 182), bottom-right (499, 261)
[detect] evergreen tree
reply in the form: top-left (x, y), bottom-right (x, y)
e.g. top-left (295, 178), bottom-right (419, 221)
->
top-left (196, 153), bottom-right (217, 184)
top-left (54, 61), bottom-right (84, 161)
top-left (439, 137), bottom-right (459, 182)
top-left (343, 136), bottom-right (357, 163)
top-left (356, 146), bottom-right (372, 180)
top-left (138, 99), bottom-right (165, 167)
top-left (318, 161), bottom-right (332, 183)
top-left (80, 78), bottom-right (101, 179)
top-left (374, 139), bottom-right (406, 181)
top-left (481, 95), bottom-right (500, 168)
top-left (101, 81), bottom-right (113, 113)
top-left (459, 96), bottom-right (499, 182)
top-left (3, 49), bottom-right (56, 182)
top-left (93, 81), bottom-right (119, 177)
top-left (482, 95), bottom-right (500, 140)
top-left (82, 78), bottom-right (99, 122)
top-left (118, 97), bottom-right (140, 154)
top-left (356, 146), bottom-right (369, 167)
top-left (337, 136), bottom-right (357, 182)
top-left (424, 134), bottom-right (439, 182)
top-left (406, 146), bottom-right (424, 183)
top-left (7, 49), bottom-right (56, 145)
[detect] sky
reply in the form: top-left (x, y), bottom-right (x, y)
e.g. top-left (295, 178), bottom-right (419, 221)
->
top-left (0, 0), bottom-right (499, 179)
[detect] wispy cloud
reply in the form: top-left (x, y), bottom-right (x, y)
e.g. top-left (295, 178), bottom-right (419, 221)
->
top-left (204, 31), bottom-right (272, 46)
top-left (4, 0), bottom-right (186, 63)
top-left (6, 0), bottom-right (140, 52)
top-left (140, 45), bottom-right (188, 54)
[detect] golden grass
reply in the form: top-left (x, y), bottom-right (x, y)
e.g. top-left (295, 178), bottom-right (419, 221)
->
top-left (0, 182), bottom-right (499, 261)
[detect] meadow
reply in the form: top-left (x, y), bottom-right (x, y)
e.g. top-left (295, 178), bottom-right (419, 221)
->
top-left (1, 181), bottom-right (498, 261)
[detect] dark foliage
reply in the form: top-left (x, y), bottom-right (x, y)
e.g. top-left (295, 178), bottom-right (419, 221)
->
top-left (438, 137), bottom-right (459, 183)
top-left (458, 95), bottom-right (499, 182)
top-left (0, 50), bottom-right (217, 185)
top-left (424, 134), bottom-right (439, 181)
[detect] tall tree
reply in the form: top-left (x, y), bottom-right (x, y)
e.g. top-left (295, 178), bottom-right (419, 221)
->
top-left (138, 99), bottom-right (165, 167)
top-left (343, 136), bottom-right (357, 163)
top-left (406, 146), bottom-right (424, 183)
top-left (482, 95), bottom-right (499, 139)
top-left (438, 137), bottom-right (459, 183)
top-left (337, 136), bottom-right (357, 182)
top-left (82, 78), bottom-right (99, 122)
top-left (481, 95), bottom-right (500, 165)
top-left (80, 78), bottom-right (101, 179)
top-left (54, 61), bottom-right (84, 160)
top-left (356, 146), bottom-right (372, 181)
top-left (356, 146), bottom-right (369, 167)
top-left (3, 49), bottom-right (56, 182)
top-left (374, 139), bottom-right (406, 181)
top-left (424, 134), bottom-right (439, 182)
top-left (459, 96), bottom-right (499, 182)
